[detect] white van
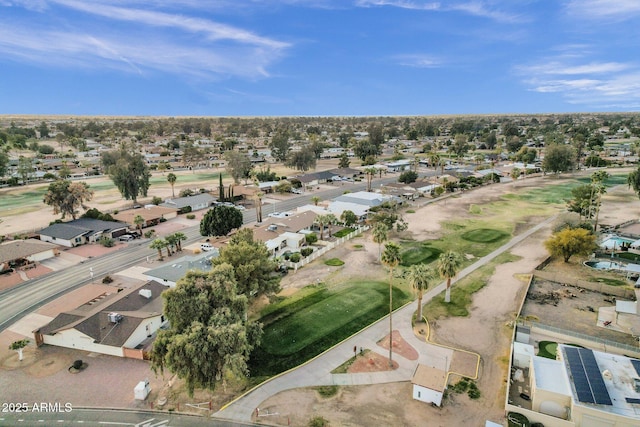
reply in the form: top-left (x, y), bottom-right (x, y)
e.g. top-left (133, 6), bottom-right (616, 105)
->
top-left (200, 243), bottom-right (214, 251)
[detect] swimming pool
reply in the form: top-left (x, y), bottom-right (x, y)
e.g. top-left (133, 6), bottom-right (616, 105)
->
top-left (600, 236), bottom-right (636, 250)
top-left (584, 261), bottom-right (624, 270)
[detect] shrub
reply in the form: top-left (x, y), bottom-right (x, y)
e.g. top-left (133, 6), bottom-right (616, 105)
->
top-left (305, 233), bottom-right (318, 245)
top-left (144, 230), bottom-right (156, 239)
top-left (289, 253), bottom-right (301, 263)
top-left (308, 416), bottom-right (329, 427)
top-left (99, 236), bottom-right (115, 247)
top-left (102, 275), bottom-right (113, 284)
top-left (324, 258), bottom-right (345, 266)
top-left (301, 247), bottom-right (314, 257)
top-left (398, 170), bottom-right (418, 183)
top-left (186, 214), bottom-right (196, 220)
top-left (151, 196), bottom-right (163, 205)
top-left (315, 386), bottom-right (338, 398)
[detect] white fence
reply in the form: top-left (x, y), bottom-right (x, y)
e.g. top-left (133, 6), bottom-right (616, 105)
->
top-left (282, 225), bottom-right (369, 271)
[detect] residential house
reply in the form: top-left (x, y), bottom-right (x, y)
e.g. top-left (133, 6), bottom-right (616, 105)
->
top-left (112, 205), bottom-right (178, 229)
top-left (507, 341), bottom-right (640, 426)
top-left (160, 193), bottom-right (216, 213)
top-left (251, 210), bottom-right (318, 257)
top-left (144, 251), bottom-right (219, 288)
top-left (327, 191), bottom-right (400, 221)
top-left (0, 239), bottom-right (59, 273)
top-left (385, 159), bottom-right (412, 172)
top-left (378, 182), bottom-right (421, 200)
top-left (34, 281), bottom-right (167, 359)
top-left (297, 171), bottom-right (335, 187)
top-left (39, 218), bottom-right (128, 248)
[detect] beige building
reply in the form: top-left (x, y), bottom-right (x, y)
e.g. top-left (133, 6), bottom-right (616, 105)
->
top-left (507, 342), bottom-right (640, 426)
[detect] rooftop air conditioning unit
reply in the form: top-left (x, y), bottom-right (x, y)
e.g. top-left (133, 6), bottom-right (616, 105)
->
top-left (139, 289), bottom-right (152, 299)
top-left (108, 312), bottom-right (123, 323)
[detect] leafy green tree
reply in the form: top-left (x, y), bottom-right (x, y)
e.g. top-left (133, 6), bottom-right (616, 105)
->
top-left (627, 165), bottom-right (640, 200)
top-left (213, 228), bottom-right (279, 297)
top-left (17, 156), bottom-right (33, 185)
top-left (167, 173), bottom-right (177, 198)
top-left (340, 210), bottom-right (357, 226)
top-left (544, 227), bottom-right (596, 263)
top-left (451, 134), bottom-right (469, 157)
top-left (338, 153), bottom-right (350, 168)
top-left (372, 222), bottom-right (389, 261)
top-left (286, 146), bottom-right (316, 172)
top-left (269, 129), bottom-right (290, 162)
top-left (43, 179), bottom-right (94, 220)
top-left (542, 144), bottom-right (575, 175)
top-left (437, 250), bottom-right (463, 303)
top-left (102, 149), bottom-right (151, 204)
top-left (354, 139), bottom-right (380, 162)
top-left (9, 339), bottom-right (30, 361)
top-left (381, 242), bottom-right (401, 367)
top-left (0, 151), bottom-right (8, 177)
top-left (151, 263), bottom-right (262, 395)
top-left (224, 151), bottom-right (252, 184)
top-left (567, 184), bottom-right (594, 221)
top-left (407, 264), bottom-right (434, 320)
top-left (398, 170), bottom-right (418, 184)
top-left (510, 167), bottom-right (520, 187)
top-left (200, 205), bottom-right (243, 237)
top-left (255, 166), bottom-right (277, 182)
top-left (275, 180), bottom-right (292, 194)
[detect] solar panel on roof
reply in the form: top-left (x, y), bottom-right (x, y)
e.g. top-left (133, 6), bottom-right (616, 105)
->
top-left (631, 359), bottom-right (640, 377)
top-left (563, 347), bottom-right (613, 406)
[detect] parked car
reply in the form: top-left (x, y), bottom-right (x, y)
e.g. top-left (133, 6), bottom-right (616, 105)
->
top-left (119, 234), bottom-right (134, 242)
top-left (200, 243), bottom-right (214, 251)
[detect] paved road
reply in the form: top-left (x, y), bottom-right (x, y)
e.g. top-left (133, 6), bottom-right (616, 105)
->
top-left (214, 214), bottom-right (557, 422)
top-left (0, 176), bottom-right (398, 333)
top-left (0, 408), bottom-right (258, 427)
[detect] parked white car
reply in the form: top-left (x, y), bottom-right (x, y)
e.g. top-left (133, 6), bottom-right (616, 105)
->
top-left (200, 243), bottom-right (214, 251)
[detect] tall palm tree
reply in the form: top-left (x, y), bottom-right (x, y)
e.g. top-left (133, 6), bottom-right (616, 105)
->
top-left (133, 214), bottom-right (145, 236)
top-left (372, 222), bottom-right (389, 261)
top-left (173, 231), bottom-right (187, 251)
top-left (150, 238), bottom-right (167, 261)
top-left (324, 213), bottom-right (338, 237)
top-left (591, 170), bottom-right (609, 232)
top-left (437, 250), bottom-right (463, 303)
top-left (165, 234), bottom-right (178, 256)
top-left (167, 172), bottom-right (177, 198)
top-left (407, 264), bottom-right (434, 320)
top-left (364, 167), bottom-right (377, 192)
top-left (315, 214), bottom-right (327, 240)
top-left (381, 242), bottom-right (401, 367)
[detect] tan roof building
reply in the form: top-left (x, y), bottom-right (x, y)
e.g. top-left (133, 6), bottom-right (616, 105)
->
top-left (112, 206), bottom-right (178, 228)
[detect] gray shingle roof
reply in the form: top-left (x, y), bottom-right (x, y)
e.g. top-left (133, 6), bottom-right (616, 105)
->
top-left (39, 218), bottom-right (127, 240)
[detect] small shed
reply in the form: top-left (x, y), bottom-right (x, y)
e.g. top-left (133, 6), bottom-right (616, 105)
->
top-left (411, 364), bottom-right (447, 406)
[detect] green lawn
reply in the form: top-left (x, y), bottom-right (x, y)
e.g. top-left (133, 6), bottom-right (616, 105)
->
top-left (537, 341), bottom-right (557, 359)
top-left (460, 228), bottom-right (509, 244)
top-left (249, 281), bottom-right (410, 376)
top-left (333, 228), bottom-right (355, 238)
top-left (400, 243), bottom-right (442, 266)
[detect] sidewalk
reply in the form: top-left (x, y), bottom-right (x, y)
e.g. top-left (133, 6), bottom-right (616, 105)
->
top-left (214, 214), bottom-right (558, 422)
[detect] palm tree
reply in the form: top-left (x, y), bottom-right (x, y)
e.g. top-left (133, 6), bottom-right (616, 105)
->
top-left (407, 264), bottom-right (434, 321)
top-left (165, 234), bottom-right (178, 256)
top-left (315, 214), bottom-right (327, 240)
top-left (429, 153), bottom-right (440, 178)
top-left (150, 238), bottom-right (167, 261)
top-left (372, 222), bottom-right (389, 261)
top-left (133, 214), bottom-right (145, 236)
top-left (311, 196), bottom-right (321, 206)
top-left (364, 167), bottom-right (377, 192)
top-left (437, 250), bottom-right (463, 303)
top-left (591, 170), bottom-right (609, 232)
top-left (167, 173), bottom-right (177, 198)
top-left (324, 213), bottom-right (338, 237)
top-left (173, 231), bottom-right (187, 251)
top-left (381, 242), bottom-right (401, 367)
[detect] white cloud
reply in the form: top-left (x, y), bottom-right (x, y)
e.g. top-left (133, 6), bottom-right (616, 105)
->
top-left (355, 0), bottom-right (525, 23)
top-left (565, 0), bottom-right (640, 20)
top-left (0, 1), bottom-right (290, 80)
top-left (393, 54), bottom-right (443, 68)
top-left (517, 54), bottom-right (640, 108)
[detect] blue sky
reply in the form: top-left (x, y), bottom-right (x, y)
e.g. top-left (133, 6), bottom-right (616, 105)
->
top-left (1, 0), bottom-right (639, 116)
